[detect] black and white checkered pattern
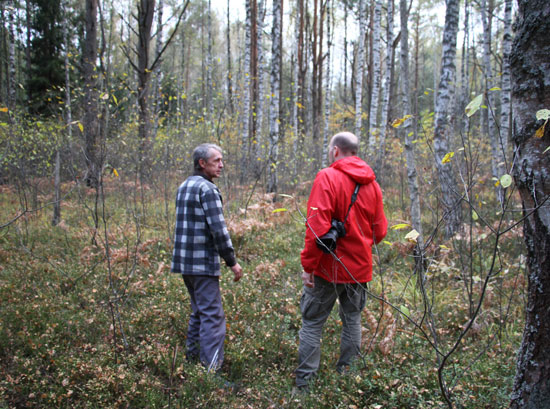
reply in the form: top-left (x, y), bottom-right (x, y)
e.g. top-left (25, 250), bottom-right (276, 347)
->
top-left (171, 175), bottom-right (236, 275)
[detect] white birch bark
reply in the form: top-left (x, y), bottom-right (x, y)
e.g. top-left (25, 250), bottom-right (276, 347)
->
top-left (267, 0), bottom-right (281, 194)
top-left (226, 0), bottom-right (234, 114)
top-left (368, 0), bottom-right (382, 155)
top-left (354, 0), bottom-right (366, 141)
top-left (291, 3), bottom-right (300, 174)
top-left (379, 0), bottom-right (394, 163)
top-left (433, 0), bottom-right (462, 238)
top-left (321, 1), bottom-right (333, 169)
top-left (206, 0), bottom-right (213, 122)
top-left (242, 0), bottom-right (252, 156)
top-left (253, 0), bottom-right (267, 170)
top-left (499, 0), bottom-right (512, 168)
top-left (459, 0), bottom-right (470, 139)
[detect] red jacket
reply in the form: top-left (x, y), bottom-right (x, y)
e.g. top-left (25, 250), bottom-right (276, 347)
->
top-left (301, 156), bottom-right (388, 283)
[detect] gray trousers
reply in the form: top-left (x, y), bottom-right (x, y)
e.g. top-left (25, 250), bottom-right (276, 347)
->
top-left (296, 275), bottom-right (366, 387)
top-left (183, 275), bottom-right (226, 371)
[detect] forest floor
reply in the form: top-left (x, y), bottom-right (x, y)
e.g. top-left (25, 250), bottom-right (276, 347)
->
top-left (0, 177), bottom-right (525, 408)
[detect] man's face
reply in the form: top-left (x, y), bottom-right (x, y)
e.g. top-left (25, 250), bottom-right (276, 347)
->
top-left (200, 148), bottom-right (224, 180)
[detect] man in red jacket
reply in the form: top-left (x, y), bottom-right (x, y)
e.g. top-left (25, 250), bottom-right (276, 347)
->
top-left (295, 131), bottom-right (388, 389)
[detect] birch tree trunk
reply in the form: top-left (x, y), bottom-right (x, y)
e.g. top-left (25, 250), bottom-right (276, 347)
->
top-left (321, 0), bottom-right (333, 169)
top-left (206, 0), bottom-right (213, 122)
top-left (253, 0), bottom-right (267, 175)
top-left (267, 0), bottom-right (282, 194)
top-left (242, 0), bottom-right (252, 163)
top-left (368, 0), bottom-right (382, 156)
top-left (499, 0), bottom-right (512, 166)
top-left (226, 0), bottom-right (234, 115)
top-left (509, 1), bottom-right (550, 406)
top-left (291, 2), bottom-right (300, 176)
top-left (432, 0), bottom-right (462, 238)
top-left (354, 0), bottom-right (367, 141)
top-left (459, 0), bottom-right (470, 139)
top-left (378, 0), bottom-right (394, 170)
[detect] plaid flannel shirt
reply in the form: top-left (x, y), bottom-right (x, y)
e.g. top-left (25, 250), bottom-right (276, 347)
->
top-left (171, 175), bottom-right (236, 276)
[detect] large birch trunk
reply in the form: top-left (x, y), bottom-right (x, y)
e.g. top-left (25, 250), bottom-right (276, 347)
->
top-left (432, 0), bottom-right (462, 238)
top-left (509, 0), bottom-right (550, 407)
top-left (499, 0), bottom-right (512, 167)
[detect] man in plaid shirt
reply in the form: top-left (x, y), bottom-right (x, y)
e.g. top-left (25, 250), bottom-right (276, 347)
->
top-left (172, 143), bottom-right (243, 372)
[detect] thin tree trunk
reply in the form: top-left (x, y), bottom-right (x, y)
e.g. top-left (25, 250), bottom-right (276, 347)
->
top-left (206, 0), bottom-right (213, 122)
top-left (242, 0), bottom-right (253, 176)
top-left (253, 0), bottom-right (267, 176)
top-left (399, 0), bottom-right (423, 250)
top-left (83, 0), bottom-right (100, 188)
top-left (368, 0), bottom-right (382, 156)
top-left (499, 0), bottom-right (512, 167)
top-left (378, 0), bottom-right (394, 172)
top-left (226, 0), bottom-right (234, 115)
top-left (321, 0), bottom-right (333, 169)
top-left (267, 0), bottom-right (282, 194)
top-left (152, 0), bottom-right (164, 139)
top-left (136, 0), bottom-right (155, 180)
top-left (6, 0), bottom-right (16, 114)
top-left (354, 0), bottom-right (366, 141)
top-left (433, 0), bottom-right (462, 238)
top-left (509, 1), bottom-right (550, 407)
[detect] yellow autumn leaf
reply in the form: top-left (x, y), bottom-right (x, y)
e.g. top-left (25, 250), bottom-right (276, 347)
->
top-left (0, 107), bottom-right (8, 112)
top-left (391, 115), bottom-right (413, 128)
top-left (535, 122), bottom-right (546, 138)
top-left (404, 229), bottom-right (420, 242)
top-left (78, 122), bottom-right (84, 133)
top-left (113, 168), bottom-right (119, 178)
top-left (391, 223), bottom-right (411, 230)
top-left (441, 152), bottom-right (455, 164)
top-left (272, 208), bottom-right (287, 213)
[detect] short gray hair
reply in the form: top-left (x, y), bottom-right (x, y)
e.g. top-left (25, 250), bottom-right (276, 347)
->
top-left (193, 143), bottom-right (222, 171)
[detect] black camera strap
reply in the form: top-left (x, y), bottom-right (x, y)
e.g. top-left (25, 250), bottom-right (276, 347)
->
top-left (343, 183), bottom-right (361, 224)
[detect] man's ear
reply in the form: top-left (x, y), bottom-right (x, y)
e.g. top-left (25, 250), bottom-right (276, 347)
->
top-left (198, 158), bottom-right (206, 169)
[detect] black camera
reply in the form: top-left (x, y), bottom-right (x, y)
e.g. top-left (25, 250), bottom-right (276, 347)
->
top-left (316, 219), bottom-right (346, 253)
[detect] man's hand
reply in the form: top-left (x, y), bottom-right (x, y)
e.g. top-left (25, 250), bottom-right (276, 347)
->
top-left (231, 263), bottom-right (243, 282)
top-left (302, 271), bottom-right (314, 288)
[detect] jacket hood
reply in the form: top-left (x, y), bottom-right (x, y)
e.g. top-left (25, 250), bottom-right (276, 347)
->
top-left (330, 156), bottom-right (376, 185)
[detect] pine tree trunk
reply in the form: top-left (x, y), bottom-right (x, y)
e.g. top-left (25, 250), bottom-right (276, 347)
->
top-left (432, 0), bottom-right (462, 238)
top-left (509, 0), bottom-right (550, 407)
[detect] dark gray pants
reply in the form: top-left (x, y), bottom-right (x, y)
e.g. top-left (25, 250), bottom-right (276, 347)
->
top-left (183, 275), bottom-right (226, 371)
top-left (296, 275), bottom-right (366, 387)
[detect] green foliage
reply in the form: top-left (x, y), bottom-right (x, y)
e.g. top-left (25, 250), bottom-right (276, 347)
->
top-left (0, 178), bottom-right (525, 408)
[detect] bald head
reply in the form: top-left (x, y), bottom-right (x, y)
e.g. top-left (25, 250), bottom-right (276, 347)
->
top-left (328, 132), bottom-right (359, 163)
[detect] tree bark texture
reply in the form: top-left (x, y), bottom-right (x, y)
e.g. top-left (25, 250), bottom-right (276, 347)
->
top-left (432, 0), bottom-right (461, 238)
top-left (509, 1), bottom-right (550, 408)
top-left (368, 0), bottom-right (382, 155)
top-left (267, 0), bottom-right (282, 194)
top-left (354, 0), bottom-right (366, 141)
top-left (83, 0), bottom-right (100, 187)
